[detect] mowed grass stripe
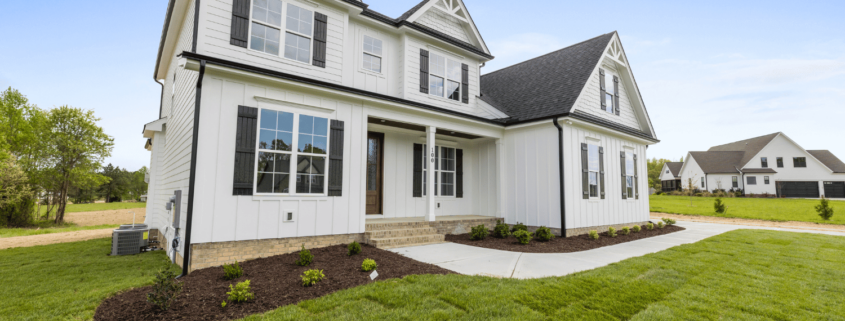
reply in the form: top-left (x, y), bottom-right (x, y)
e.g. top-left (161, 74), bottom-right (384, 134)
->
top-left (241, 230), bottom-right (845, 320)
top-left (650, 195), bottom-right (845, 225)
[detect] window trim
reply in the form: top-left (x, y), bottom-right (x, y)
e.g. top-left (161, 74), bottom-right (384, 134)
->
top-left (361, 34), bottom-right (383, 74)
top-left (624, 150), bottom-right (634, 199)
top-left (587, 143), bottom-right (601, 199)
top-left (253, 107), bottom-right (330, 196)
top-left (427, 51), bottom-right (462, 102)
top-left (764, 176), bottom-right (770, 185)
top-left (776, 157), bottom-right (784, 168)
top-left (246, 1), bottom-right (316, 65)
top-left (732, 176), bottom-right (738, 188)
top-left (761, 157), bottom-right (768, 168)
top-left (793, 157), bottom-right (807, 168)
top-left (603, 68), bottom-right (615, 114)
top-left (747, 176), bottom-right (757, 185)
top-left (701, 177), bottom-right (705, 188)
top-left (421, 144), bottom-right (456, 198)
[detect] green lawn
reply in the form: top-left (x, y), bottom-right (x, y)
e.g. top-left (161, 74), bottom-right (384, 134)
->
top-left (0, 238), bottom-right (178, 320)
top-left (37, 201), bottom-right (146, 216)
top-left (650, 195), bottom-right (845, 225)
top-left (241, 230), bottom-right (845, 320)
top-left (0, 222), bottom-right (120, 238)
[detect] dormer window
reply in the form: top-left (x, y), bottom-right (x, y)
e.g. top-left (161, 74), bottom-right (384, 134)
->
top-left (362, 35), bottom-right (382, 73)
top-left (283, 4), bottom-right (313, 63)
top-left (429, 53), bottom-right (461, 101)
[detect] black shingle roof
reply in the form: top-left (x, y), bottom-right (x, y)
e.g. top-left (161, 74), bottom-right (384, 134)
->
top-left (708, 132), bottom-right (779, 168)
top-left (480, 32), bottom-right (614, 123)
top-left (807, 150), bottom-right (845, 173)
top-left (666, 162), bottom-right (683, 178)
top-left (688, 151), bottom-right (745, 174)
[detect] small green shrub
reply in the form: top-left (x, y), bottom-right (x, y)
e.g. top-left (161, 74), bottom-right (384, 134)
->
top-left (534, 226), bottom-right (554, 242)
top-left (588, 230), bottom-right (599, 240)
top-left (223, 261), bottom-right (243, 280)
top-left (513, 230), bottom-right (532, 244)
top-left (362, 258), bottom-right (377, 272)
top-left (221, 301), bottom-right (227, 308)
top-left (295, 245), bottom-right (313, 266)
top-left (493, 220), bottom-right (510, 238)
top-left (470, 224), bottom-right (489, 240)
top-left (301, 269), bottom-right (325, 287)
top-left (348, 241), bottom-right (362, 256)
top-left (146, 269), bottom-right (183, 311)
top-left (662, 218), bottom-right (676, 225)
top-left (511, 222), bottom-right (528, 233)
top-left (646, 222), bottom-right (654, 230)
top-left (714, 198), bottom-right (727, 213)
top-left (227, 280), bottom-right (255, 303)
top-left (816, 196), bottom-right (835, 221)
top-left (608, 227), bottom-right (617, 238)
top-left (632, 225), bottom-right (641, 233)
top-left (657, 221), bottom-right (665, 229)
top-left (621, 226), bottom-right (630, 235)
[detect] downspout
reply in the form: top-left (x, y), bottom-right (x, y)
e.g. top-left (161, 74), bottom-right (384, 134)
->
top-left (735, 166), bottom-right (745, 196)
top-left (552, 117), bottom-right (567, 237)
top-left (178, 59), bottom-right (206, 278)
top-left (705, 173), bottom-right (708, 191)
top-left (157, 81), bottom-right (164, 119)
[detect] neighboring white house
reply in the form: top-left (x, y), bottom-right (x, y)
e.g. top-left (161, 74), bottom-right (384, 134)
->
top-left (142, 0), bottom-right (659, 272)
top-left (675, 132), bottom-right (845, 198)
top-left (659, 162), bottom-right (683, 191)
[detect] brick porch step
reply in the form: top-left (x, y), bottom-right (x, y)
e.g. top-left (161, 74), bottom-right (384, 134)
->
top-left (364, 221), bottom-right (432, 231)
top-left (367, 234), bottom-right (446, 249)
top-left (365, 227), bottom-right (439, 239)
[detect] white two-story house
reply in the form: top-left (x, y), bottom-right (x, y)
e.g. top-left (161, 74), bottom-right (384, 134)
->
top-left (142, 0), bottom-right (659, 272)
top-left (674, 132), bottom-right (845, 198)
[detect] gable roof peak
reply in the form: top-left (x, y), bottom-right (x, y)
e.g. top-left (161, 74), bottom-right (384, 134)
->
top-left (482, 32), bottom-right (615, 78)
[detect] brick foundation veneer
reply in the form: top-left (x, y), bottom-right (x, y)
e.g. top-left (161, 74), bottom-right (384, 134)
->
top-left (430, 217), bottom-right (499, 235)
top-left (509, 221), bottom-right (653, 237)
top-left (187, 233), bottom-right (364, 272)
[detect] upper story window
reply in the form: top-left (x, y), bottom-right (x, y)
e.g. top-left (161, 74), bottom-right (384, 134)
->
top-left (284, 4), bottom-right (313, 63)
top-left (247, 1), bottom-right (313, 63)
top-left (793, 157), bottom-right (807, 168)
top-left (665, 170), bottom-right (670, 174)
top-left (256, 109), bottom-right (328, 195)
top-left (362, 35), bottom-right (382, 73)
top-left (588, 144), bottom-right (600, 198)
top-left (604, 71), bottom-right (615, 114)
top-left (776, 157), bottom-right (784, 168)
top-left (250, 0), bottom-right (283, 55)
top-left (421, 145), bottom-right (456, 197)
top-left (761, 157), bottom-right (768, 168)
top-left (429, 53), bottom-right (461, 101)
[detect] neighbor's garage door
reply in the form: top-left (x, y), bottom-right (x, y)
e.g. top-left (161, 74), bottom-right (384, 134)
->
top-left (824, 182), bottom-right (845, 198)
top-left (778, 182), bottom-right (820, 198)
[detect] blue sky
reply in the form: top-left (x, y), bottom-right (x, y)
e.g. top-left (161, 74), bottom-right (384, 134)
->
top-left (1, 0), bottom-right (843, 171)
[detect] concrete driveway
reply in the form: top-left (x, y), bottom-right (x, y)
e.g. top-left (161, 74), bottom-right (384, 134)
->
top-left (388, 220), bottom-right (845, 279)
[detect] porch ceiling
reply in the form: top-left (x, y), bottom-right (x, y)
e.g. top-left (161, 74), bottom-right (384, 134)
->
top-left (368, 117), bottom-right (482, 140)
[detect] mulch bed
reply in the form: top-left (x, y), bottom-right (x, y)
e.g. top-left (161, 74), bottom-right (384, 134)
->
top-left (446, 224), bottom-right (686, 253)
top-left (95, 244), bottom-right (453, 321)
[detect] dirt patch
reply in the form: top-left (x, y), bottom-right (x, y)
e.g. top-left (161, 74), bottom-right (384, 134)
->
top-left (0, 229), bottom-right (113, 250)
top-left (651, 212), bottom-right (845, 233)
top-left (446, 224), bottom-right (685, 253)
top-left (65, 208), bottom-right (146, 227)
top-left (95, 244), bottom-right (453, 321)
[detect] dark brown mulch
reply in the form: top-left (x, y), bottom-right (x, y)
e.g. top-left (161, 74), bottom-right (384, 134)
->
top-left (446, 224), bottom-right (686, 253)
top-left (95, 244), bottom-right (453, 321)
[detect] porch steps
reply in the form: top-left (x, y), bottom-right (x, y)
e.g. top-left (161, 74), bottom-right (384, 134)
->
top-left (364, 223), bottom-right (445, 249)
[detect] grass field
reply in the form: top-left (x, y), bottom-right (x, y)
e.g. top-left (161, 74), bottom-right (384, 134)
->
top-left (0, 238), bottom-right (178, 320)
top-left (650, 195), bottom-right (845, 225)
top-left (0, 222), bottom-right (120, 238)
top-left (240, 229), bottom-right (845, 320)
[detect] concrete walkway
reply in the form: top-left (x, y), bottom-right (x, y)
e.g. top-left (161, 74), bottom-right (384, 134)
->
top-left (388, 220), bottom-right (845, 279)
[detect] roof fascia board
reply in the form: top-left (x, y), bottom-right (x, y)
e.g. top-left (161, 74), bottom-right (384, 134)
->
top-left (505, 116), bottom-right (656, 145)
top-left (155, 0), bottom-right (191, 80)
top-left (613, 32), bottom-right (657, 137)
top-left (604, 33), bottom-right (653, 136)
top-left (178, 52), bottom-right (505, 130)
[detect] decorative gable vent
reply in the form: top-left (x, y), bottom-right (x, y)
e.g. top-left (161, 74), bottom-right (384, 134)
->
top-left (605, 38), bottom-right (626, 65)
top-left (433, 0), bottom-right (468, 21)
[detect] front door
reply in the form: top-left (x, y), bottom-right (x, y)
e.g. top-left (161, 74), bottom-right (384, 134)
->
top-left (366, 132), bottom-right (384, 214)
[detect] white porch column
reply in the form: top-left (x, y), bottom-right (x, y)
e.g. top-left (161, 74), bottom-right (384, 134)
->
top-left (496, 139), bottom-right (506, 220)
top-left (426, 126), bottom-right (437, 222)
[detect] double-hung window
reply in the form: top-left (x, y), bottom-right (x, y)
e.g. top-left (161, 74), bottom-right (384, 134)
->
top-left (421, 145), bottom-right (455, 196)
top-left (793, 157), bottom-right (807, 168)
top-left (761, 157), bottom-right (768, 168)
top-left (604, 72), bottom-right (615, 114)
top-left (701, 177), bottom-right (705, 188)
top-left (250, 0), bottom-right (283, 55)
top-left (256, 109), bottom-right (328, 195)
top-left (429, 53), bottom-right (461, 101)
top-left (625, 151), bottom-right (634, 198)
top-left (362, 35), bottom-right (382, 73)
top-left (747, 176), bottom-right (757, 185)
top-left (764, 176), bottom-right (770, 185)
top-left (776, 157), bottom-right (784, 168)
top-left (588, 144), bottom-right (600, 198)
top-left (284, 4), bottom-right (313, 63)
top-left (732, 176), bottom-right (738, 188)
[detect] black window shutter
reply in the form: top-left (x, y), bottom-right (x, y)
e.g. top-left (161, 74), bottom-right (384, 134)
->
top-left (461, 64), bottom-right (469, 104)
top-left (581, 143), bottom-right (589, 199)
top-left (312, 12), bottom-right (328, 68)
top-left (420, 49), bottom-right (429, 94)
top-left (327, 120), bottom-right (344, 196)
top-left (230, 0), bottom-right (250, 48)
top-left (599, 69), bottom-right (606, 111)
top-left (233, 106), bottom-right (258, 195)
top-left (613, 75), bottom-right (620, 115)
top-left (599, 146), bottom-right (605, 199)
top-left (413, 143), bottom-right (423, 197)
top-left (620, 151), bottom-right (627, 199)
top-left (456, 149), bottom-right (464, 198)
top-left (633, 154), bottom-right (639, 199)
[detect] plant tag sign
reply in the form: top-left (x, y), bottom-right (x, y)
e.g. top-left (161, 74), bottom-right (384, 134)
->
top-left (369, 270), bottom-right (378, 280)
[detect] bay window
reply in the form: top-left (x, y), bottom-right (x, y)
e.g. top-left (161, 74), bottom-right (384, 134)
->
top-left (256, 109), bottom-right (328, 195)
top-left (429, 53), bottom-right (461, 101)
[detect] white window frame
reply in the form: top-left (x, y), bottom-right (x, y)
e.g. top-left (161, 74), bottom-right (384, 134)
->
top-left (604, 69), bottom-right (615, 114)
top-left (587, 143), bottom-right (601, 199)
top-left (701, 177), bottom-right (705, 188)
top-left (361, 35), bottom-right (383, 74)
top-left (764, 176), bottom-right (770, 185)
top-left (625, 151), bottom-right (634, 198)
top-left (246, 1), bottom-right (315, 65)
top-left (253, 108), bottom-right (330, 196)
top-left (747, 176), bottom-right (757, 185)
top-left (421, 144), bottom-right (456, 198)
top-left (428, 51), bottom-right (462, 102)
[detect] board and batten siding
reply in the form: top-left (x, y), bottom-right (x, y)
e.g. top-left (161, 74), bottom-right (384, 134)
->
top-left (415, 7), bottom-right (472, 44)
top-left (402, 36), bottom-right (484, 115)
top-left (471, 139), bottom-right (499, 218)
top-left (342, 21), bottom-right (401, 96)
top-left (502, 121), bottom-right (649, 230)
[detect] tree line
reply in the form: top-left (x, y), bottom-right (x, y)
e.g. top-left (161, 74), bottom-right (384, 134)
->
top-left (0, 87), bottom-right (144, 227)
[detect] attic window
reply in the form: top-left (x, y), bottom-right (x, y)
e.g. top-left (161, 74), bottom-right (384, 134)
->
top-left (604, 72), bottom-right (615, 113)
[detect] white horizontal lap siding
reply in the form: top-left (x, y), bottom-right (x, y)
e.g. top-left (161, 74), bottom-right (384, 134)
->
top-left (562, 123), bottom-right (649, 230)
top-left (403, 36), bottom-right (480, 115)
top-left (571, 62), bottom-right (641, 130)
top-left (503, 124), bottom-right (560, 228)
top-left (199, 0), bottom-right (345, 84)
top-left (191, 73), bottom-right (366, 245)
top-left (415, 9), bottom-right (471, 44)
